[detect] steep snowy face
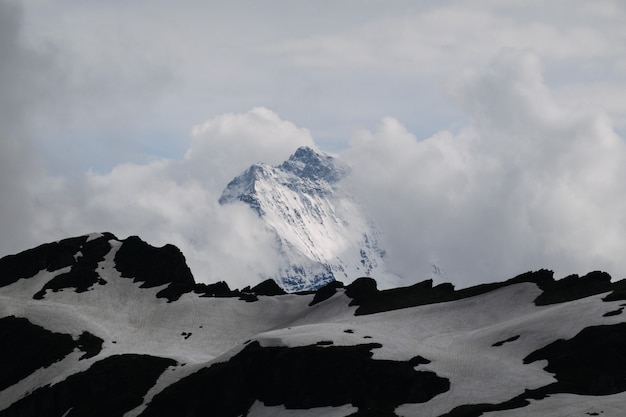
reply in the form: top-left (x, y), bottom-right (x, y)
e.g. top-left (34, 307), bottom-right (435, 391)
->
top-left (278, 146), bottom-right (347, 189)
top-left (219, 146), bottom-right (396, 291)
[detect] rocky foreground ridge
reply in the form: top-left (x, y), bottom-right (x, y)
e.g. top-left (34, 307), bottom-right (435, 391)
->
top-left (1, 233), bottom-right (626, 416)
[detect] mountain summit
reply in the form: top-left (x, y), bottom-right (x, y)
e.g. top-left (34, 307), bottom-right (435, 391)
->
top-left (219, 147), bottom-right (397, 291)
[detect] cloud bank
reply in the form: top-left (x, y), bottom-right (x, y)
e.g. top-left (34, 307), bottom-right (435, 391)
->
top-left (3, 1), bottom-right (626, 289)
top-left (49, 108), bottom-right (316, 289)
top-left (344, 50), bottom-right (626, 286)
top-left (4, 49), bottom-right (622, 290)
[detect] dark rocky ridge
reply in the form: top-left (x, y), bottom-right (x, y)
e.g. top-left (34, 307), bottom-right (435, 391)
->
top-left (2, 233), bottom-right (624, 309)
top-left (0, 233), bottom-right (292, 303)
top-left (0, 233), bottom-right (116, 288)
top-left (33, 234), bottom-right (113, 299)
top-left (341, 269), bottom-right (623, 315)
top-left (114, 235), bottom-right (196, 301)
top-left (2, 233), bottom-right (626, 417)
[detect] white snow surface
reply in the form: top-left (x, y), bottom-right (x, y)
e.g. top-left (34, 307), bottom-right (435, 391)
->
top-left (246, 401), bottom-right (358, 417)
top-left (481, 391), bottom-right (626, 417)
top-left (2, 233), bottom-right (626, 416)
top-left (219, 147), bottom-right (401, 291)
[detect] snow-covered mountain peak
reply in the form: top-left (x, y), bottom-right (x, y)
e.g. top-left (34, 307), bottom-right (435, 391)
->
top-left (218, 163), bottom-right (271, 216)
top-left (219, 147), bottom-right (348, 210)
top-left (218, 147), bottom-right (397, 292)
top-left (279, 146), bottom-right (348, 185)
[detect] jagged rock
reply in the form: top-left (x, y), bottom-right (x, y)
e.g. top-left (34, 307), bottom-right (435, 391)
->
top-left (114, 235), bottom-right (195, 302)
top-left (250, 279), bottom-right (287, 296)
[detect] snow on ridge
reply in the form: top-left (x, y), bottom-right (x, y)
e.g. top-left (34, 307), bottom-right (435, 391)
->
top-left (85, 232), bottom-right (104, 243)
top-left (3, 245), bottom-right (626, 417)
top-left (5, 226), bottom-right (626, 415)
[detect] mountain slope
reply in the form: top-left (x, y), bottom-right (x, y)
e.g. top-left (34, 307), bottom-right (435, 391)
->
top-left (2, 233), bottom-right (626, 416)
top-left (219, 146), bottom-right (398, 291)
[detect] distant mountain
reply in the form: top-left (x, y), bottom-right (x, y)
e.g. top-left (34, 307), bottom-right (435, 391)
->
top-left (219, 146), bottom-right (397, 291)
top-left (2, 233), bottom-right (626, 416)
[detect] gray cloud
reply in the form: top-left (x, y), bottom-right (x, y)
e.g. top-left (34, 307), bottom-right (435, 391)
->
top-left (38, 108), bottom-right (315, 289)
top-left (17, 0), bottom-right (625, 159)
top-left (0, 0), bottom-right (175, 254)
top-left (2, 1), bottom-right (626, 290)
top-left (342, 50), bottom-right (626, 287)
top-left (0, 1), bottom-right (61, 254)
top-left (32, 52), bottom-right (626, 289)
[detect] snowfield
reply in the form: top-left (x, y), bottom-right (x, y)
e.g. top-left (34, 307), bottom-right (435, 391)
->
top-left (1, 232), bottom-right (626, 416)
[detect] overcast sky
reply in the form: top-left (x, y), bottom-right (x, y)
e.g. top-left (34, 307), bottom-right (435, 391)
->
top-left (2, 0), bottom-right (626, 289)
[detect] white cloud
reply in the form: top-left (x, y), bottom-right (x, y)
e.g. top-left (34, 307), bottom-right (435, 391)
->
top-left (3, 1), bottom-right (626, 290)
top-left (46, 50), bottom-right (626, 290)
top-left (0, 0), bottom-right (67, 255)
top-left (186, 107), bottom-right (316, 192)
top-left (267, 2), bottom-right (625, 74)
top-left (11, 0), bottom-right (624, 173)
top-left (35, 108), bottom-right (314, 289)
top-left (342, 50), bottom-right (626, 287)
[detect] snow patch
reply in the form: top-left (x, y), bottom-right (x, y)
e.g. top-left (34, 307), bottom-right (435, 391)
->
top-left (246, 401), bottom-right (358, 417)
top-left (85, 233), bottom-right (104, 243)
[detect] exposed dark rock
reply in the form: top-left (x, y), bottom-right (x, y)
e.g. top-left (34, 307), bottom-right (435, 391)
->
top-left (0, 354), bottom-right (176, 417)
top-left (0, 316), bottom-right (76, 390)
top-left (524, 322), bottom-right (626, 395)
top-left (0, 233), bottom-right (116, 288)
top-left (33, 234), bottom-right (112, 300)
top-left (408, 355), bottom-right (431, 366)
top-left (603, 308), bottom-right (624, 317)
top-left (114, 236), bottom-right (195, 302)
top-left (492, 335), bottom-right (521, 347)
top-left (437, 396), bottom-right (533, 417)
top-left (194, 281), bottom-right (235, 297)
top-left (440, 322), bottom-right (626, 416)
top-left (345, 277), bottom-right (378, 300)
top-left (534, 271), bottom-right (613, 306)
top-left (346, 279), bottom-right (449, 315)
top-left (77, 331), bottom-right (104, 360)
top-left (310, 280), bottom-right (345, 306)
top-left (141, 342), bottom-right (449, 417)
top-left (345, 270), bottom-right (617, 315)
top-left (344, 276), bottom-right (504, 316)
top-left (250, 279), bottom-right (287, 296)
top-left (602, 278), bottom-right (626, 302)
top-left (506, 269), bottom-right (555, 287)
top-left (0, 316), bottom-right (102, 390)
